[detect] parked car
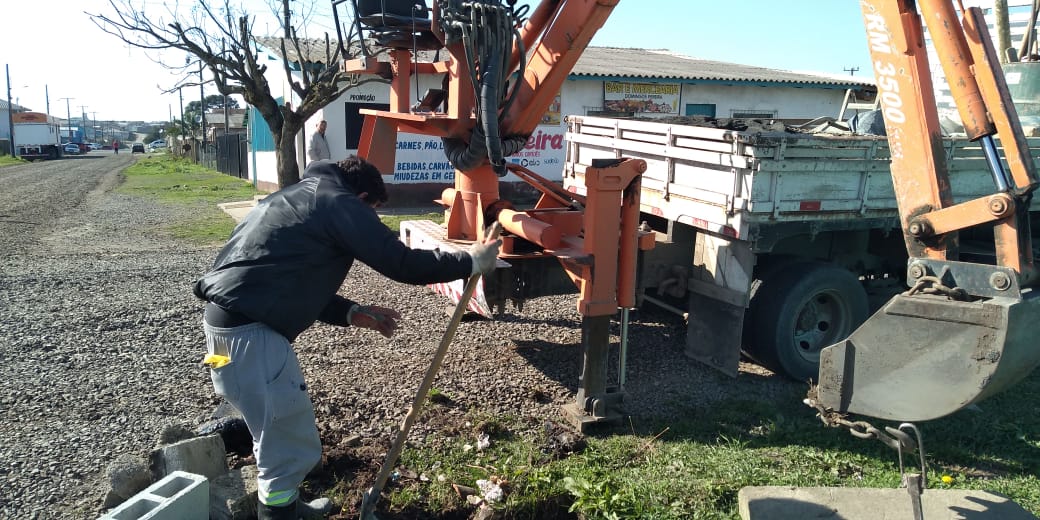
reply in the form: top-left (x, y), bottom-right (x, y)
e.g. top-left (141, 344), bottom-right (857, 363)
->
top-left (88, 143), bottom-right (102, 150)
top-left (148, 139), bottom-right (166, 149)
top-left (131, 143), bottom-right (146, 154)
top-left (77, 143), bottom-right (92, 154)
top-left (63, 143), bottom-right (80, 155)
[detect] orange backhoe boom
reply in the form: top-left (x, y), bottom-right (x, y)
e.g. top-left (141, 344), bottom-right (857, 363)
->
top-left (816, 0), bottom-right (1040, 421)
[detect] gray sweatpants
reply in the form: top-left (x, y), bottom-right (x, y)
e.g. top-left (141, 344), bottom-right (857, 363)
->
top-left (203, 321), bottom-right (322, 507)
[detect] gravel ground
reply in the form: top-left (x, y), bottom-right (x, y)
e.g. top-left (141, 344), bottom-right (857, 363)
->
top-left (0, 153), bottom-right (794, 518)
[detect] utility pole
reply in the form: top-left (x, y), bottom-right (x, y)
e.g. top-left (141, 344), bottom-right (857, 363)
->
top-left (79, 105), bottom-right (88, 142)
top-left (222, 38), bottom-right (229, 139)
top-left (90, 111), bottom-right (97, 141)
top-left (199, 61), bottom-right (206, 154)
top-left (843, 66), bottom-right (859, 76)
top-left (45, 84), bottom-right (50, 117)
top-left (58, 97), bottom-right (74, 142)
top-left (6, 64), bottom-right (14, 158)
top-left (178, 87), bottom-right (185, 140)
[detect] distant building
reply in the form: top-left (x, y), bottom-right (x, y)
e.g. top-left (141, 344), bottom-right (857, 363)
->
top-left (205, 109), bottom-right (247, 140)
top-left (1, 99), bottom-right (29, 141)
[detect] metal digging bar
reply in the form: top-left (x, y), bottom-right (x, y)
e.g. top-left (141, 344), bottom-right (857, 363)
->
top-left (359, 223), bottom-right (502, 520)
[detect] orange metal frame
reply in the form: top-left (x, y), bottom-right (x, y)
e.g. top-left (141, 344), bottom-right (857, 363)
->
top-left (862, 0), bottom-right (1038, 284)
top-left (345, 0), bottom-right (645, 317)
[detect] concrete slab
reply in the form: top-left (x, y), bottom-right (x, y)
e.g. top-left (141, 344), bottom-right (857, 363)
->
top-left (217, 200), bottom-right (256, 223)
top-left (739, 486), bottom-right (1037, 520)
top-left (151, 434), bottom-right (227, 481)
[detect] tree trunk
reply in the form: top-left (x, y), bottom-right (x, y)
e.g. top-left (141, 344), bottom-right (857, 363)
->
top-left (995, 0), bottom-right (1014, 63)
top-left (274, 128), bottom-right (300, 187)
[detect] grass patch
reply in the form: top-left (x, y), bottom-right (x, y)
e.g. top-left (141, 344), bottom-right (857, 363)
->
top-left (372, 371), bottom-right (1040, 519)
top-left (117, 155), bottom-right (260, 244)
top-left (119, 154), bottom-right (258, 204)
top-left (0, 155), bottom-right (26, 167)
top-left (117, 153), bottom-right (438, 241)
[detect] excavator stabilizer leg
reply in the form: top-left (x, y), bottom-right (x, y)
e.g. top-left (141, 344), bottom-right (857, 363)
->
top-left (818, 286), bottom-right (1040, 421)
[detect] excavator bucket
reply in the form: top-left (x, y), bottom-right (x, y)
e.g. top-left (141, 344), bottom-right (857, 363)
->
top-left (817, 270), bottom-right (1040, 421)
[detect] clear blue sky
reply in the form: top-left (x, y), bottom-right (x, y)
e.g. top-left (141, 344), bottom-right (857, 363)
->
top-left (0, 1), bottom-right (875, 122)
top-left (590, 1), bottom-right (874, 78)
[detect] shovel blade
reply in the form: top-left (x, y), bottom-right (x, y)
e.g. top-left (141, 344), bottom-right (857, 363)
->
top-left (817, 290), bottom-right (1040, 421)
top-left (359, 489), bottom-right (382, 520)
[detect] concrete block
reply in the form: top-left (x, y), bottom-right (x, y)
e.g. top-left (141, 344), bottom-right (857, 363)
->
top-left (151, 434), bottom-right (227, 481)
top-left (739, 486), bottom-right (1038, 520)
top-left (98, 471), bottom-right (208, 520)
top-left (210, 465), bottom-right (259, 520)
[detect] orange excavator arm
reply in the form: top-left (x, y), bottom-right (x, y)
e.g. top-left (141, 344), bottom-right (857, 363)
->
top-left (816, 0), bottom-right (1040, 421)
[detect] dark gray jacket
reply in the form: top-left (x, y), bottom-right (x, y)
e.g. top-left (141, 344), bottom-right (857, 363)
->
top-left (194, 161), bottom-right (472, 341)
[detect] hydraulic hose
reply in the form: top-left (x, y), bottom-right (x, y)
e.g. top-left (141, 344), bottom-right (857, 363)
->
top-left (438, 0), bottom-right (528, 174)
top-left (442, 127), bottom-right (527, 173)
top-left (481, 37), bottom-right (506, 175)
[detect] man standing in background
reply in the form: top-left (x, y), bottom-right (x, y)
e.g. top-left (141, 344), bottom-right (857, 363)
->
top-left (307, 120), bottom-right (330, 162)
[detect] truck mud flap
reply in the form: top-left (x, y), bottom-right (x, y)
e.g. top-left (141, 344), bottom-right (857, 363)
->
top-left (682, 290), bottom-right (743, 377)
top-left (816, 290), bottom-right (1040, 421)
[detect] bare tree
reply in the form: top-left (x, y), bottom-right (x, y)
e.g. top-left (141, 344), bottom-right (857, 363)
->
top-left (89, 0), bottom-right (384, 187)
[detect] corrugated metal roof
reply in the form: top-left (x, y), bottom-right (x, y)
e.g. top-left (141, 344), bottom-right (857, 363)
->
top-left (205, 112), bottom-right (247, 128)
top-left (257, 36), bottom-right (440, 64)
top-left (257, 37), bottom-right (874, 89)
top-left (573, 47), bottom-right (874, 88)
top-left (255, 36), bottom-right (344, 65)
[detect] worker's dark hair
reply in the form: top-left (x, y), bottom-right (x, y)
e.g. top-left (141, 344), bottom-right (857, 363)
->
top-left (336, 155), bottom-right (389, 205)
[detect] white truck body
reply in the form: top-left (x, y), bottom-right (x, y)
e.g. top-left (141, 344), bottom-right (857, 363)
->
top-left (13, 112), bottom-right (62, 160)
top-left (563, 115), bottom-right (1040, 379)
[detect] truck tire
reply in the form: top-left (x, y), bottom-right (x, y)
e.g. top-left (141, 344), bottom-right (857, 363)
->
top-left (746, 261), bottom-right (868, 382)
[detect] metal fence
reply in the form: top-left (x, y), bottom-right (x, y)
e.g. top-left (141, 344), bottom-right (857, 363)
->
top-left (216, 133), bottom-right (248, 179)
top-left (171, 135), bottom-right (248, 180)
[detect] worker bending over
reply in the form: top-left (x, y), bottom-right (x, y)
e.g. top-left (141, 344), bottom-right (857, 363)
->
top-left (194, 156), bottom-right (500, 519)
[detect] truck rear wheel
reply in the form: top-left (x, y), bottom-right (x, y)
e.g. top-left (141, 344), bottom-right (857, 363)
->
top-left (746, 261), bottom-right (868, 382)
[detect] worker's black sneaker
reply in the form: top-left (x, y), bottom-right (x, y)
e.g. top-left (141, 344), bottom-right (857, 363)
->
top-left (257, 497), bottom-right (331, 520)
top-left (257, 501), bottom-right (296, 520)
top-left (298, 497), bottom-right (332, 519)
